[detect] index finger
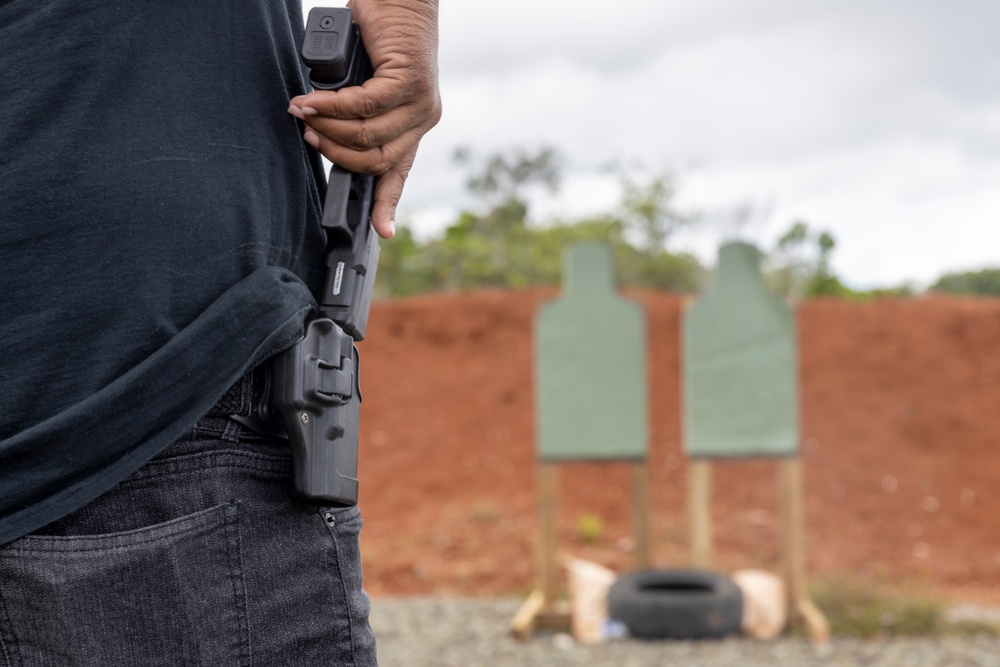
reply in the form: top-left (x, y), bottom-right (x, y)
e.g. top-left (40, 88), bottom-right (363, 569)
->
top-left (292, 76), bottom-right (409, 122)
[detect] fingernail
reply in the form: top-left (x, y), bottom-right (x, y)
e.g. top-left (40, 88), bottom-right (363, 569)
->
top-left (301, 106), bottom-right (319, 116)
top-left (303, 130), bottom-right (320, 148)
top-left (387, 218), bottom-right (396, 237)
top-left (287, 105), bottom-right (304, 120)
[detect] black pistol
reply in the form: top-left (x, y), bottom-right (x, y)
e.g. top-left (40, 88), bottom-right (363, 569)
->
top-left (271, 7), bottom-right (379, 506)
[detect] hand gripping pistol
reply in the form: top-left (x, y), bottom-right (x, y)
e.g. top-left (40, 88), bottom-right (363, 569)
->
top-left (270, 7), bottom-right (378, 506)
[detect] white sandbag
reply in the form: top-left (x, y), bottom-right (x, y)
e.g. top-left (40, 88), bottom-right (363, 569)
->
top-left (732, 569), bottom-right (787, 639)
top-left (566, 557), bottom-right (618, 644)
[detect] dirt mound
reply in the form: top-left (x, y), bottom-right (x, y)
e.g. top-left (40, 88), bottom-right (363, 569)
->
top-left (357, 289), bottom-right (1000, 604)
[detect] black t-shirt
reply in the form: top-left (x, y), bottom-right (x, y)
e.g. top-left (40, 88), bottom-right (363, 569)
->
top-left (0, 0), bottom-right (327, 544)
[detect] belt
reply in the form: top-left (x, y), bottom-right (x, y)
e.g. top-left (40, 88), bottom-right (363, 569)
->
top-left (205, 366), bottom-right (267, 418)
top-left (183, 364), bottom-right (288, 440)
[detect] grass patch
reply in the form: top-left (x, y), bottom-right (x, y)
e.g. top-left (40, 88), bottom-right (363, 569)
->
top-left (575, 513), bottom-right (604, 543)
top-left (466, 500), bottom-right (504, 525)
top-left (804, 577), bottom-right (999, 639)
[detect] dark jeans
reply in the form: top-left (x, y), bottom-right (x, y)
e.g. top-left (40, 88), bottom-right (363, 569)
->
top-left (0, 418), bottom-right (377, 666)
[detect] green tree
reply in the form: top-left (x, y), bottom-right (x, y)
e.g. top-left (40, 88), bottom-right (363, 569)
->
top-left (766, 220), bottom-right (811, 298)
top-left (453, 145), bottom-right (561, 206)
top-left (804, 230), bottom-right (851, 297)
top-left (617, 171), bottom-right (692, 253)
top-left (375, 224), bottom-right (451, 298)
top-left (765, 221), bottom-right (850, 299)
top-left (374, 146), bottom-right (703, 297)
top-left (435, 146), bottom-right (560, 290)
top-left (931, 268), bottom-right (1000, 296)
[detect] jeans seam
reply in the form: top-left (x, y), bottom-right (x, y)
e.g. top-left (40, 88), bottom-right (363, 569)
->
top-left (0, 586), bottom-right (21, 667)
top-left (117, 454), bottom-right (291, 486)
top-left (224, 504), bottom-right (252, 667)
top-left (3, 504), bottom-right (237, 555)
top-left (320, 508), bottom-right (359, 667)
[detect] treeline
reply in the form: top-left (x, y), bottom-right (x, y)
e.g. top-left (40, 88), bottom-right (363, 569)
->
top-left (931, 269), bottom-right (1000, 297)
top-left (376, 147), bottom-right (702, 298)
top-left (374, 146), bottom-right (996, 300)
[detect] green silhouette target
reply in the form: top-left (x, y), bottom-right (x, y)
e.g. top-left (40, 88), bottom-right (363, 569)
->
top-left (683, 242), bottom-right (798, 459)
top-left (535, 243), bottom-right (647, 461)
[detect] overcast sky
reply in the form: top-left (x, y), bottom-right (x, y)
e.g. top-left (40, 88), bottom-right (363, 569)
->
top-left (307, 1), bottom-right (1000, 289)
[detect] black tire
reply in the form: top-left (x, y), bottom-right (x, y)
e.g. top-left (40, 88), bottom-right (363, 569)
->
top-left (607, 569), bottom-right (743, 639)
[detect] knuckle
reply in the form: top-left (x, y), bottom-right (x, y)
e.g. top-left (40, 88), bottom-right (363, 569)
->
top-left (414, 88), bottom-right (443, 128)
top-left (343, 152), bottom-right (383, 176)
top-left (358, 95), bottom-right (381, 119)
top-left (371, 156), bottom-right (392, 175)
top-left (429, 98), bottom-right (443, 126)
top-left (352, 124), bottom-right (379, 151)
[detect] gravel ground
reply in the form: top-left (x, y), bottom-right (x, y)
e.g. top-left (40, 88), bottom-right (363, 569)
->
top-left (370, 598), bottom-right (1000, 667)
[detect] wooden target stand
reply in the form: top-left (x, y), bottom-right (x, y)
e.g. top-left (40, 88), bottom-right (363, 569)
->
top-left (510, 460), bottom-right (653, 639)
top-left (687, 457), bottom-right (829, 644)
top-left (684, 242), bottom-right (829, 644)
top-left (511, 243), bottom-right (651, 639)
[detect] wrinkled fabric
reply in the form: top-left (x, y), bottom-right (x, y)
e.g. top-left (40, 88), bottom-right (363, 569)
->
top-left (0, 0), bottom-right (327, 543)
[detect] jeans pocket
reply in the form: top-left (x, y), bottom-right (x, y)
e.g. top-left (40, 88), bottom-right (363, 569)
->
top-left (0, 502), bottom-right (250, 667)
